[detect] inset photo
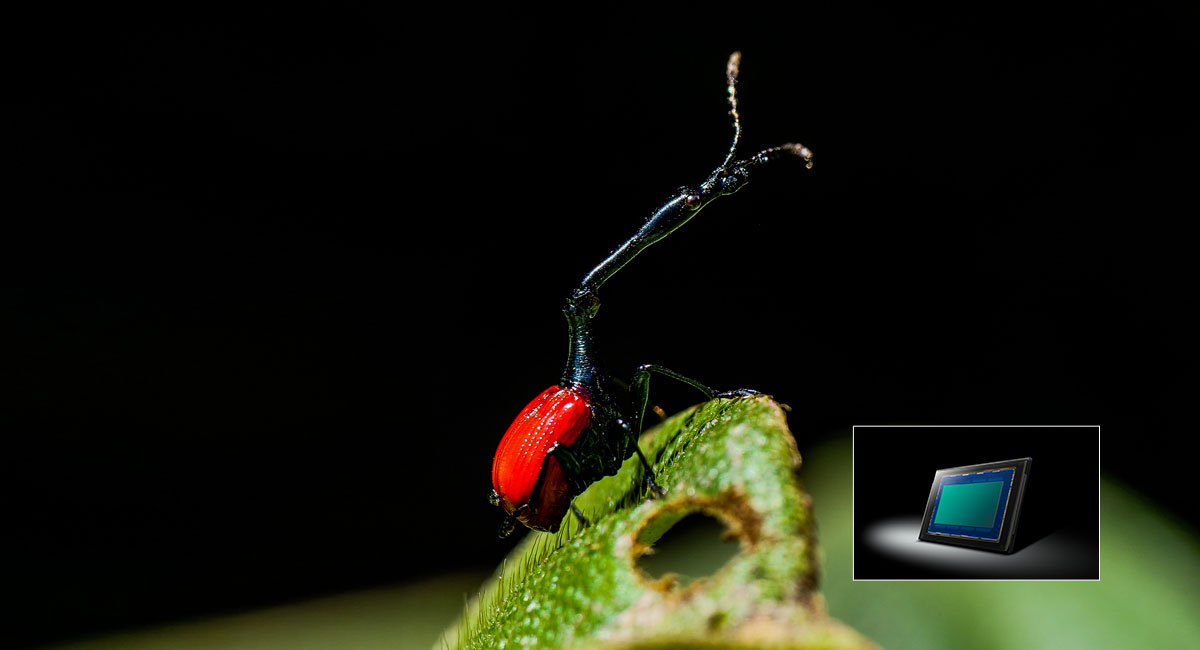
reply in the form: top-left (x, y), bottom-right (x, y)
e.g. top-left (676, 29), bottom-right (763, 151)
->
top-left (853, 425), bottom-right (1100, 580)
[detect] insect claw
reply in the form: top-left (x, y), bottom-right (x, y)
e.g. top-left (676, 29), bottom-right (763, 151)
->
top-left (498, 513), bottom-right (516, 539)
top-left (647, 476), bottom-right (667, 499)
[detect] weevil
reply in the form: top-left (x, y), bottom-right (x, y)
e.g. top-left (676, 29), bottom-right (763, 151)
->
top-left (489, 52), bottom-right (813, 538)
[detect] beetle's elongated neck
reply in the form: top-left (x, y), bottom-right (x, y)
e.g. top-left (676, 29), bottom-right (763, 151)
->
top-left (561, 192), bottom-right (715, 393)
top-left (562, 291), bottom-right (600, 391)
top-left (577, 194), bottom-right (699, 296)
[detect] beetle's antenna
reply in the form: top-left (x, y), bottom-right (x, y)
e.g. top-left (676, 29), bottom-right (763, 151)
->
top-left (745, 142), bottom-right (814, 170)
top-left (720, 51), bottom-right (743, 169)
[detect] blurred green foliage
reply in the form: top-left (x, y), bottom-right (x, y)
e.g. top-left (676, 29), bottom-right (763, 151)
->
top-left (42, 573), bottom-right (484, 650)
top-left (804, 438), bottom-right (1200, 649)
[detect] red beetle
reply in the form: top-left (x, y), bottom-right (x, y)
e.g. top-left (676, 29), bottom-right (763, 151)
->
top-left (487, 52), bottom-right (813, 537)
top-left (490, 386), bottom-right (592, 533)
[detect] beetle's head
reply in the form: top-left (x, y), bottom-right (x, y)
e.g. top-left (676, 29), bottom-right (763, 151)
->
top-left (700, 164), bottom-right (751, 199)
top-left (697, 143), bottom-right (813, 203)
top-left (661, 184), bottom-right (720, 224)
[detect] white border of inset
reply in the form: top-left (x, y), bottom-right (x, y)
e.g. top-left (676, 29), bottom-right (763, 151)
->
top-left (851, 424), bottom-right (1101, 582)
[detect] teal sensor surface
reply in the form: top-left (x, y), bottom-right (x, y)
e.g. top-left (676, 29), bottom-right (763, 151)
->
top-left (919, 458), bottom-right (1031, 553)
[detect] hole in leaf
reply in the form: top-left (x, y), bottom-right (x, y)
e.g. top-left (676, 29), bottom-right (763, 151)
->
top-left (636, 512), bottom-right (739, 586)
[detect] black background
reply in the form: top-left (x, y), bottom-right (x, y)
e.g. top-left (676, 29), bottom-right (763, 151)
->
top-left (854, 426), bottom-right (1100, 579)
top-left (4, 6), bottom-right (1196, 648)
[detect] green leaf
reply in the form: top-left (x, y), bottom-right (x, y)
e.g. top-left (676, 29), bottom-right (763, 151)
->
top-left (443, 395), bottom-right (877, 650)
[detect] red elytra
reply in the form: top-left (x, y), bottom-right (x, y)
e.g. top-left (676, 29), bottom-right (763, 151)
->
top-left (491, 385), bottom-right (592, 531)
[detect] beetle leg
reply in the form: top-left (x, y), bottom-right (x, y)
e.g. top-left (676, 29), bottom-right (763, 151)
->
top-left (627, 363), bottom-right (730, 499)
top-left (569, 502), bottom-right (588, 528)
top-left (498, 512), bottom-right (516, 538)
top-left (629, 363), bottom-right (715, 438)
top-left (609, 376), bottom-right (668, 421)
top-left (612, 416), bottom-right (666, 498)
top-left (633, 442), bottom-right (666, 498)
top-left (497, 503), bottom-right (530, 539)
